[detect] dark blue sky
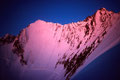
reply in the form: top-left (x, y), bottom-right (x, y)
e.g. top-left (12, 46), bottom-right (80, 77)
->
top-left (0, 0), bottom-right (120, 80)
top-left (0, 0), bottom-right (120, 36)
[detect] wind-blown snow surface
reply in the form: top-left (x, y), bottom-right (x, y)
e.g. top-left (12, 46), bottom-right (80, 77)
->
top-left (0, 8), bottom-right (120, 80)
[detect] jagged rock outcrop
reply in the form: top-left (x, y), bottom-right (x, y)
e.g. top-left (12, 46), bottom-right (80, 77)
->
top-left (0, 34), bottom-right (16, 45)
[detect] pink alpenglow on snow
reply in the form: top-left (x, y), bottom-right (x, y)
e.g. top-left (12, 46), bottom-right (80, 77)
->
top-left (0, 8), bottom-right (120, 80)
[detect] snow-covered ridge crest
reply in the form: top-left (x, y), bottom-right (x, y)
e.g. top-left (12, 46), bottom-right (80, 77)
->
top-left (0, 8), bottom-right (120, 80)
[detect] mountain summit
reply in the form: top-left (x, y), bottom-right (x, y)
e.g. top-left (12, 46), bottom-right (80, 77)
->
top-left (0, 8), bottom-right (120, 80)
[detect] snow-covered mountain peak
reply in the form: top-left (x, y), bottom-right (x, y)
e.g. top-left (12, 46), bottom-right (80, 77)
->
top-left (0, 8), bottom-right (120, 80)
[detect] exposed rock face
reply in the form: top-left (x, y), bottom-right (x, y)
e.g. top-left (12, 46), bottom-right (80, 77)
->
top-left (0, 8), bottom-right (120, 80)
top-left (12, 29), bottom-right (28, 65)
top-left (0, 34), bottom-right (16, 45)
